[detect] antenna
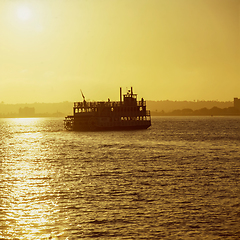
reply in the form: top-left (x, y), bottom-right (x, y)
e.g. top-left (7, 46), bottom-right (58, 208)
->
top-left (120, 87), bottom-right (122, 102)
top-left (80, 89), bottom-right (85, 101)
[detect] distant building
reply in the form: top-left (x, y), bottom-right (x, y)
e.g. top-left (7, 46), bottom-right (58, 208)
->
top-left (19, 107), bottom-right (35, 117)
top-left (234, 98), bottom-right (240, 110)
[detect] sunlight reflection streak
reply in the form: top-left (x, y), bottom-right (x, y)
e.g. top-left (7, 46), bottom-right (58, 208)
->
top-left (1, 119), bottom-right (63, 238)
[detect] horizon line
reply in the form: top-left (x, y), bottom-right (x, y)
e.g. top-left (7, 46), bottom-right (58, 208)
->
top-left (0, 99), bottom-right (236, 105)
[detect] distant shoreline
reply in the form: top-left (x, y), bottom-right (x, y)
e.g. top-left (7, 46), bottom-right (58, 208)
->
top-left (1, 100), bottom-right (239, 117)
top-left (151, 106), bottom-right (240, 116)
top-left (151, 113), bottom-right (240, 117)
top-left (0, 113), bottom-right (66, 118)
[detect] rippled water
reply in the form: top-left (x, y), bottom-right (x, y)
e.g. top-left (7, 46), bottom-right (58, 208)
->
top-left (0, 116), bottom-right (240, 239)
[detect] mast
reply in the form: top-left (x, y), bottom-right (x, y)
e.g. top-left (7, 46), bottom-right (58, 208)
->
top-left (120, 87), bottom-right (122, 102)
top-left (80, 89), bottom-right (85, 101)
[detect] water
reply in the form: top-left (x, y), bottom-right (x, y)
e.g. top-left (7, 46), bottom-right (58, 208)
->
top-left (0, 116), bottom-right (240, 239)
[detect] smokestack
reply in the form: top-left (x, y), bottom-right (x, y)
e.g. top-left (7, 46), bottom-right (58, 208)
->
top-left (120, 87), bottom-right (122, 102)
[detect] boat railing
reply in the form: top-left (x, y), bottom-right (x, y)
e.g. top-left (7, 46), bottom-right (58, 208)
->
top-left (74, 100), bottom-right (146, 108)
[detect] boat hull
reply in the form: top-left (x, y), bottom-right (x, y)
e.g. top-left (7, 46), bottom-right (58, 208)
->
top-left (73, 122), bottom-right (151, 131)
top-left (64, 117), bottom-right (151, 131)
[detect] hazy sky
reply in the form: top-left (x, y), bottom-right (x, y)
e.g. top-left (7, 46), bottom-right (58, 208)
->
top-left (0, 0), bottom-right (239, 103)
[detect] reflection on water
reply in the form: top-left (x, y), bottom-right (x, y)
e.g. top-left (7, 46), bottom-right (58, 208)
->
top-left (1, 117), bottom-right (240, 239)
top-left (1, 119), bottom-right (64, 239)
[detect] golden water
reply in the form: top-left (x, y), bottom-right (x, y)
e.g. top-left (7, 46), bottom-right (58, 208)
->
top-left (1, 117), bottom-right (240, 239)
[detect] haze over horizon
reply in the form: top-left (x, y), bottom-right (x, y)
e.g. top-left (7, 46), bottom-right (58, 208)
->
top-left (1, 0), bottom-right (240, 104)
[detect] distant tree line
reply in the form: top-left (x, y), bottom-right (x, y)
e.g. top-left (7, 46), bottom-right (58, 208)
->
top-left (152, 106), bottom-right (240, 116)
top-left (0, 100), bottom-right (239, 117)
top-left (147, 100), bottom-right (233, 113)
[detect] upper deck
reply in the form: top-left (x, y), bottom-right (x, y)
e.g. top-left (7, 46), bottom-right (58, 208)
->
top-left (73, 99), bottom-right (146, 109)
top-left (72, 87), bottom-right (150, 119)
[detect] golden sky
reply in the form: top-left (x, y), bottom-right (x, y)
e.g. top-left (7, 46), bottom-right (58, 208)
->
top-left (0, 0), bottom-right (239, 103)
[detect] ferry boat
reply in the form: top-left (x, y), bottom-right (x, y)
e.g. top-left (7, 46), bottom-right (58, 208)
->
top-left (64, 87), bottom-right (151, 131)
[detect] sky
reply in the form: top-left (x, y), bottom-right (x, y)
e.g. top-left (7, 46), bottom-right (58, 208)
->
top-left (0, 0), bottom-right (240, 103)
